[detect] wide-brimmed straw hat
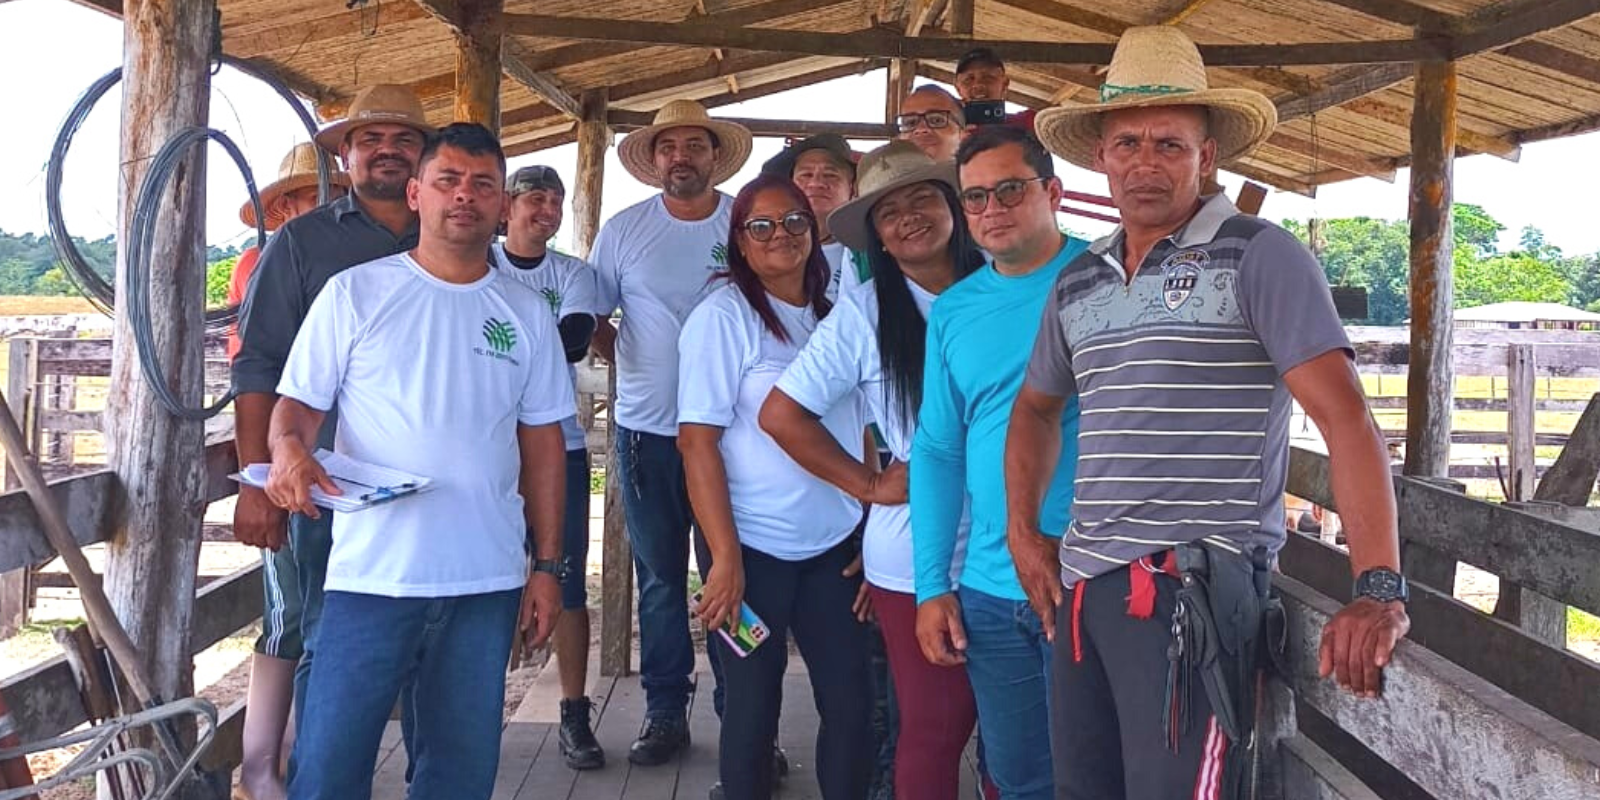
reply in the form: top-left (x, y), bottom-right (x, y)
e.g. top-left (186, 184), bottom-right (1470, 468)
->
top-left (238, 142), bottom-right (349, 230)
top-left (313, 84), bottom-right (435, 154)
top-left (827, 140), bottom-right (958, 251)
top-left (616, 99), bottom-right (753, 188)
top-left (1035, 26), bottom-right (1277, 171)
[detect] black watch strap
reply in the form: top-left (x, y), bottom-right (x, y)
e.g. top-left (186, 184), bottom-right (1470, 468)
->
top-left (532, 558), bottom-right (565, 579)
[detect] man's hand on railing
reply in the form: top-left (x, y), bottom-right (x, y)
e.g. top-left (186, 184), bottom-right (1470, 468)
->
top-left (233, 485), bottom-right (289, 550)
top-left (1318, 597), bottom-right (1411, 698)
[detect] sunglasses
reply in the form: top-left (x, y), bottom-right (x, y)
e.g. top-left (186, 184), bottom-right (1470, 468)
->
top-left (741, 211), bottom-right (813, 242)
top-left (895, 111), bottom-right (959, 133)
top-left (959, 177), bottom-right (1049, 214)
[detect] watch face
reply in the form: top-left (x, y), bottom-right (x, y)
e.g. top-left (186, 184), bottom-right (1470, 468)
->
top-left (1360, 569), bottom-right (1405, 601)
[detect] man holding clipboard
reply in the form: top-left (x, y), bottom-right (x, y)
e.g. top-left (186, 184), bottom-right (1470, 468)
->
top-left (264, 123), bottom-right (573, 800)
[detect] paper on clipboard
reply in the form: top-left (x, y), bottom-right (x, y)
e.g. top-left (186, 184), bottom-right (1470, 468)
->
top-left (233, 449), bottom-right (432, 513)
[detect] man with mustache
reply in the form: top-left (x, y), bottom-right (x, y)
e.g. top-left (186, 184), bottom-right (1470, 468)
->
top-left (491, 165), bottom-right (606, 770)
top-left (232, 84), bottom-right (431, 751)
top-left (266, 122), bottom-right (570, 800)
top-left (761, 134), bottom-right (865, 302)
top-left (589, 100), bottom-right (758, 767)
top-left (910, 125), bottom-right (1088, 799)
top-left (896, 85), bottom-right (966, 163)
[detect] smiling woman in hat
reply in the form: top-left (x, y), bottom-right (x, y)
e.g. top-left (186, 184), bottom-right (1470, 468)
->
top-left (1013, 26), bottom-right (1408, 800)
top-left (760, 140), bottom-right (986, 800)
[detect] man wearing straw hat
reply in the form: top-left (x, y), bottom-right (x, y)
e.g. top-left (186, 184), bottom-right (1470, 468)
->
top-left (232, 84), bottom-right (434, 749)
top-left (1008, 27), bottom-right (1409, 799)
top-left (589, 99), bottom-right (760, 767)
top-left (227, 140), bottom-right (348, 800)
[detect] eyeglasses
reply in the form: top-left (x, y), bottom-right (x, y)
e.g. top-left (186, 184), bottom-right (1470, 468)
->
top-left (959, 177), bottom-right (1049, 214)
top-left (740, 211), bottom-right (813, 242)
top-left (895, 111), bottom-right (959, 133)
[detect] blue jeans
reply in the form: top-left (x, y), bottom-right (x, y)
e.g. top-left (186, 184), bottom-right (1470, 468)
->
top-left (287, 589), bottom-right (521, 800)
top-left (958, 585), bottom-right (1054, 800)
top-left (614, 426), bottom-right (724, 719)
top-left (287, 510), bottom-right (332, 730)
top-left (560, 448), bottom-right (592, 610)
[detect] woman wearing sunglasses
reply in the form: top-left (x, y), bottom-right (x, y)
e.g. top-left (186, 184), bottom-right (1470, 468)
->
top-left (678, 173), bottom-right (874, 799)
top-left (758, 140), bottom-right (989, 800)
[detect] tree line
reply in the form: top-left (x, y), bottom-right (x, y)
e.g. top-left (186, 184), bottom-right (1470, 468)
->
top-left (0, 229), bottom-right (243, 305)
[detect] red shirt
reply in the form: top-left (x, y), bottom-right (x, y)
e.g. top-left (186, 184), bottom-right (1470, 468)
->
top-left (225, 245), bottom-right (261, 361)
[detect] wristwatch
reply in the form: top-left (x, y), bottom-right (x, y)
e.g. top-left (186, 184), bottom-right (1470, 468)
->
top-left (1354, 567), bottom-right (1409, 604)
top-left (532, 559), bottom-right (567, 580)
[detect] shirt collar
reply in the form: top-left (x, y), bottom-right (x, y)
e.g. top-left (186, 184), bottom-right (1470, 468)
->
top-left (333, 192), bottom-right (421, 240)
top-left (1087, 193), bottom-right (1240, 256)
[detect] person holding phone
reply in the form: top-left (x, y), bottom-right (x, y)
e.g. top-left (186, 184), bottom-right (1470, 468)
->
top-left (954, 47), bottom-right (1038, 134)
top-left (678, 173), bottom-right (873, 800)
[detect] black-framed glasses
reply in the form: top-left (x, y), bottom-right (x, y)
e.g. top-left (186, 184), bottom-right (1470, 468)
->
top-left (741, 211), bottom-right (813, 242)
top-left (959, 177), bottom-right (1049, 214)
top-left (895, 110), bottom-right (959, 133)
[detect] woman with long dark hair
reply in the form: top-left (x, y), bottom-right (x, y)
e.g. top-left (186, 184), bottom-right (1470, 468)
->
top-left (758, 140), bottom-right (985, 800)
top-left (677, 172), bottom-right (874, 799)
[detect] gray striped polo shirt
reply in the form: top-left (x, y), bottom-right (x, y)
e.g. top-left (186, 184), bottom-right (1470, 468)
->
top-left (1024, 194), bottom-right (1350, 588)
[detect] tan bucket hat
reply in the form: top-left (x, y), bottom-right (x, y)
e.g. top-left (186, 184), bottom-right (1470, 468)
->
top-left (1034, 26), bottom-right (1277, 171)
top-left (827, 140), bottom-right (958, 252)
top-left (239, 142), bottom-right (350, 230)
top-left (616, 99), bottom-right (754, 188)
top-left (313, 84), bottom-right (435, 154)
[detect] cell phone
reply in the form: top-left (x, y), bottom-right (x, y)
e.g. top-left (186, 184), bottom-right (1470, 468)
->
top-left (694, 593), bottom-right (771, 658)
top-left (963, 99), bottom-right (1007, 126)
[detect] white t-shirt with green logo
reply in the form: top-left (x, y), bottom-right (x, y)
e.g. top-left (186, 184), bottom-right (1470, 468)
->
top-left (592, 193), bottom-right (733, 437)
top-left (277, 253), bottom-right (574, 598)
top-left (492, 244), bottom-right (600, 451)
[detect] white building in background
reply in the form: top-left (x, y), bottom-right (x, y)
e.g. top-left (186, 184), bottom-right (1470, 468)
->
top-left (1451, 301), bottom-right (1600, 331)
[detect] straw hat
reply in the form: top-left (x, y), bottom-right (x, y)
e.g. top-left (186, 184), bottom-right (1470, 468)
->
top-left (826, 140), bottom-right (958, 251)
top-left (1034, 26), bottom-right (1277, 171)
top-left (313, 84), bottom-right (435, 154)
top-left (616, 100), bottom-right (753, 188)
top-left (238, 143), bottom-right (349, 230)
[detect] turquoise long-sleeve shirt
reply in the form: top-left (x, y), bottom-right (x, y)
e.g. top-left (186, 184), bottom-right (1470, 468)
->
top-left (910, 237), bottom-right (1087, 604)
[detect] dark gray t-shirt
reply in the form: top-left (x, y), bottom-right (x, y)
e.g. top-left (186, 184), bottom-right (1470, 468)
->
top-left (1024, 194), bottom-right (1351, 587)
top-left (232, 193), bottom-right (418, 447)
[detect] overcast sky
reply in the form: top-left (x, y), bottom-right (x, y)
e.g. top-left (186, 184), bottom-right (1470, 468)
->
top-left (4, 0), bottom-right (1598, 257)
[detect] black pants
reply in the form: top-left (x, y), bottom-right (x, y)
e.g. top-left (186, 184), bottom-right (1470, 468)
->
top-left (717, 539), bottom-right (873, 800)
top-left (1050, 564), bottom-right (1231, 800)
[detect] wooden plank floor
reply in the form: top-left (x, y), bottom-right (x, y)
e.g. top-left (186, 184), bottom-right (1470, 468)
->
top-left (373, 661), bottom-right (984, 799)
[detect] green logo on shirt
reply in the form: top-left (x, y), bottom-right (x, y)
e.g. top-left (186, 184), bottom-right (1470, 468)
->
top-left (711, 242), bottom-right (728, 267)
top-left (482, 318), bottom-right (518, 353)
top-left (539, 288), bottom-right (562, 315)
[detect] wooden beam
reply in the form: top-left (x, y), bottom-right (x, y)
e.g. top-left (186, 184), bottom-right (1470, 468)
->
top-left (950, 0), bottom-right (973, 35)
top-left (501, 14), bottom-right (1452, 66)
top-left (1275, 575), bottom-right (1600, 800)
top-left (905, 0), bottom-right (948, 37)
top-left (1402, 59), bottom-right (1459, 595)
top-left (62, 0), bottom-right (122, 17)
top-left (887, 57), bottom-right (916, 122)
top-left (1454, 0), bottom-right (1600, 57)
top-left (502, 128), bottom-right (579, 157)
top-left (1310, 0), bottom-right (1452, 30)
top-left (1264, 130), bottom-right (1398, 182)
top-left (1534, 394), bottom-right (1600, 504)
top-left (1340, 96), bottom-right (1522, 161)
top-left (1506, 344), bottom-right (1538, 502)
top-left (501, 40), bottom-right (583, 119)
top-left (991, 0), bottom-right (1127, 37)
top-left (106, 0), bottom-right (213, 766)
top-left (453, 0), bottom-right (504, 130)
top-left (1498, 39), bottom-right (1600, 85)
top-left (1275, 62), bottom-right (1416, 121)
top-left (692, 58), bottom-right (886, 110)
top-left (609, 111), bottom-right (893, 140)
top-left (225, 3), bottom-right (433, 60)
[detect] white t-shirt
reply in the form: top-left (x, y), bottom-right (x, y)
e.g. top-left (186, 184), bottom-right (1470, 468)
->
top-left (492, 244), bottom-right (600, 452)
top-left (592, 194), bottom-right (733, 436)
top-left (775, 278), bottom-right (969, 594)
top-left (677, 283), bottom-right (865, 560)
top-left (822, 240), bottom-right (865, 303)
top-left (276, 254), bottom-right (574, 598)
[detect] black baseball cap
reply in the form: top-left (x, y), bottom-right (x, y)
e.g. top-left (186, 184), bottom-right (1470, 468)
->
top-left (760, 134), bottom-right (857, 179)
top-left (507, 165), bottom-right (565, 195)
top-left (956, 47), bottom-right (1006, 75)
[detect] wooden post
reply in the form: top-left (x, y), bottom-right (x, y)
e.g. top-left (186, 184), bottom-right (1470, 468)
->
top-left (1505, 344), bottom-right (1536, 503)
top-left (886, 58), bottom-right (915, 123)
top-left (103, 0), bottom-right (214, 792)
top-left (453, 0), bottom-right (504, 132)
top-left (572, 89), bottom-right (609, 260)
top-left (0, 338), bottom-right (31, 638)
top-left (1401, 59), bottom-right (1459, 594)
top-left (950, 0), bottom-right (974, 36)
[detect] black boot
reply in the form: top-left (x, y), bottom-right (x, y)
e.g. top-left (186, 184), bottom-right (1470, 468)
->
top-left (628, 714), bottom-right (690, 766)
top-left (560, 697), bottom-right (606, 770)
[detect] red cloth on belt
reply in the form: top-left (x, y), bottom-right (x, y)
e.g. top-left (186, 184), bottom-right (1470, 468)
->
top-left (1126, 551), bottom-right (1180, 620)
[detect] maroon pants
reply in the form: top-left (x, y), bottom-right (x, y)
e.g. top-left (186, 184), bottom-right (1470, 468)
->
top-left (871, 584), bottom-right (987, 800)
